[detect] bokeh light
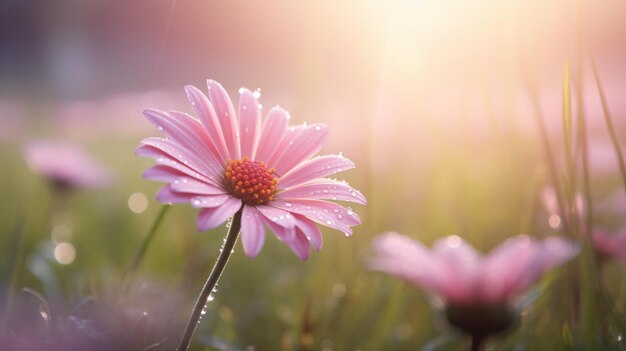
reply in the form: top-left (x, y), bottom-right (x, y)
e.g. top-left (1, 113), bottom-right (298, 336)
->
top-left (54, 242), bottom-right (76, 265)
top-left (128, 192), bottom-right (148, 214)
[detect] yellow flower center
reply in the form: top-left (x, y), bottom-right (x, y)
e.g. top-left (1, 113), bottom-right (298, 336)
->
top-left (223, 157), bottom-right (278, 206)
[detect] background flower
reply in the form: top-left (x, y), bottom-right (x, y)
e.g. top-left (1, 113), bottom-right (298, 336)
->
top-left (23, 141), bottom-right (113, 189)
top-left (370, 233), bottom-right (579, 305)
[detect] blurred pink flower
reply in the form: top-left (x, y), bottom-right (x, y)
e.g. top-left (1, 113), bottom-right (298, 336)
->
top-left (137, 79), bottom-right (365, 260)
top-left (370, 233), bottom-right (578, 305)
top-left (23, 141), bottom-right (113, 189)
top-left (592, 228), bottom-right (626, 262)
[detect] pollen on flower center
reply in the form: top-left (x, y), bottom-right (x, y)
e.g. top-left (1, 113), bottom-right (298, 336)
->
top-left (223, 157), bottom-right (278, 206)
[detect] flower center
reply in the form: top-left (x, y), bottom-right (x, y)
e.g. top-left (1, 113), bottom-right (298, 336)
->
top-left (223, 157), bottom-right (278, 206)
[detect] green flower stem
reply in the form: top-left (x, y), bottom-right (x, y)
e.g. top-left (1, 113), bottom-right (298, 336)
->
top-left (575, 59), bottom-right (600, 345)
top-left (124, 205), bottom-right (170, 289)
top-left (177, 208), bottom-right (243, 351)
top-left (527, 80), bottom-right (572, 235)
top-left (590, 55), bottom-right (626, 199)
top-left (469, 334), bottom-right (484, 351)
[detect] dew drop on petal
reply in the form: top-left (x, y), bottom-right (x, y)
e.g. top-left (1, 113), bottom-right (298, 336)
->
top-left (516, 234), bottom-right (530, 248)
top-left (446, 235), bottom-right (462, 248)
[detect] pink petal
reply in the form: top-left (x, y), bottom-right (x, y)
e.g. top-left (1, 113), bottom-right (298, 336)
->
top-left (271, 123), bottom-right (329, 175)
top-left (142, 109), bottom-right (223, 173)
top-left (271, 199), bottom-right (359, 235)
top-left (196, 197), bottom-right (242, 231)
top-left (255, 205), bottom-right (296, 228)
top-left (156, 186), bottom-right (194, 204)
top-left (511, 237), bottom-right (578, 295)
top-left (294, 214), bottom-right (323, 251)
top-left (184, 85), bottom-right (230, 163)
top-left (267, 124), bottom-right (306, 170)
top-left (138, 149), bottom-right (218, 186)
top-left (170, 177), bottom-right (225, 195)
top-left (241, 206), bottom-right (266, 257)
top-left (482, 236), bottom-right (578, 300)
top-left (369, 232), bottom-right (447, 296)
top-left (138, 136), bottom-right (222, 178)
top-left (278, 179), bottom-right (366, 205)
top-left (287, 229), bottom-right (311, 260)
top-left (207, 80), bottom-right (240, 160)
top-left (279, 154), bottom-right (355, 188)
top-left (263, 217), bottom-right (296, 243)
top-left (432, 236), bottom-right (481, 302)
top-left (254, 107), bottom-right (289, 164)
top-left (256, 205), bottom-right (296, 242)
top-left (190, 194), bottom-right (231, 208)
top-left (238, 88), bottom-right (261, 159)
top-left (143, 165), bottom-right (185, 182)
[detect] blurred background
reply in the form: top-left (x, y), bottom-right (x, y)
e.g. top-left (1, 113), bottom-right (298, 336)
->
top-left (1, 0), bottom-right (626, 350)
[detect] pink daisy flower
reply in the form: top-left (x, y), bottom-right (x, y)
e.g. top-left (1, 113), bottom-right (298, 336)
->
top-left (370, 233), bottom-right (578, 305)
top-left (592, 228), bottom-right (626, 262)
top-left (136, 79), bottom-right (365, 259)
top-left (23, 141), bottom-right (113, 189)
top-left (370, 233), bottom-right (578, 337)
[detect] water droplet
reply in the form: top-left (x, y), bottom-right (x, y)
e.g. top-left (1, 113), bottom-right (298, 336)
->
top-left (239, 87), bottom-right (245, 94)
top-left (157, 125), bottom-right (164, 131)
top-left (285, 202), bottom-right (292, 207)
top-left (337, 214), bottom-right (343, 219)
top-left (253, 89), bottom-right (261, 99)
top-left (347, 210), bottom-right (354, 216)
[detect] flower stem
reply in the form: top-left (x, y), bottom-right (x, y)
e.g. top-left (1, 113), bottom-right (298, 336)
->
top-left (177, 208), bottom-right (243, 351)
top-left (468, 334), bottom-right (484, 351)
top-left (526, 78), bottom-right (572, 235)
top-left (123, 205), bottom-right (170, 290)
